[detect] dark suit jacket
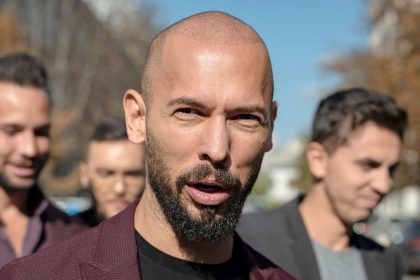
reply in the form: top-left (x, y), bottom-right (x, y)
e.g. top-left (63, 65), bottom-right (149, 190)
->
top-left (0, 199), bottom-right (295, 280)
top-left (237, 196), bottom-right (404, 280)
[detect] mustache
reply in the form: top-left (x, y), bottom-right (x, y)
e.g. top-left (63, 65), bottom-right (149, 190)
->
top-left (176, 163), bottom-right (241, 190)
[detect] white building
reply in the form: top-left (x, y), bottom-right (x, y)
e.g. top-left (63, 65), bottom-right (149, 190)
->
top-left (259, 139), bottom-right (304, 206)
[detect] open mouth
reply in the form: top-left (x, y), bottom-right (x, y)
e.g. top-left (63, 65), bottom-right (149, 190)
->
top-left (193, 183), bottom-right (225, 193)
top-left (186, 181), bottom-right (230, 206)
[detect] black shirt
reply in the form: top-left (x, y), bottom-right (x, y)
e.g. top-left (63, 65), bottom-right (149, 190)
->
top-left (135, 231), bottom-right (248, 280)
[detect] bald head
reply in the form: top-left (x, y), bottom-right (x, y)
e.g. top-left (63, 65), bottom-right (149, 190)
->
top-left (162, 11), bottom-right (261, 45)
top-left (141, 11), bottom-right (273, 104)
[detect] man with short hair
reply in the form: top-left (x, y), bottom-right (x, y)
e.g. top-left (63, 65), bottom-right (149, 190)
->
top-left (0, 12), bottom-right (294, 279)
top-left (0, 53), bottom-right (87, 268)
top-left (78, 117), bottom-right (145, 227)
top-left (238, 87), bottom-right (407, 280)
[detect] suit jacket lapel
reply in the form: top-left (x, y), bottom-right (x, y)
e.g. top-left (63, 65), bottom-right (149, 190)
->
top-left (362, 251), bottom-right (386, 280)
top-left (283, 197), bottom-right (321, 280)
top-left (78, 200), bottom-right (141, 280)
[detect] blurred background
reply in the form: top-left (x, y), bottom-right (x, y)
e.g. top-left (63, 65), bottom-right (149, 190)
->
top-left (0, 0), bottom-right (419, 276)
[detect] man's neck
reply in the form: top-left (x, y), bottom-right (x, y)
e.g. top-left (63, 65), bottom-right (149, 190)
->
top-left (0, 186), bottom-right (31, 257)
top-left (134, 188), bottom-right (233, 264)
top-left (299, 186), bottom-right (352, 251)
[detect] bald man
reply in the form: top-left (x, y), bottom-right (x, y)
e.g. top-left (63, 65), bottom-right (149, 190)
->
top-left (0, 12), bottom-right (294, 279)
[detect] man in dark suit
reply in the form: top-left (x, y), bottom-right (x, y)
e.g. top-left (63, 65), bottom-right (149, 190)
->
top-left (78, 117), bottom-right (145, 227)
top-left (0, 53), bottom-right (87, 268)
top-left (238, 88), bottom-right (407, 280)
top-left (0, 12), bottom-right (294, 279)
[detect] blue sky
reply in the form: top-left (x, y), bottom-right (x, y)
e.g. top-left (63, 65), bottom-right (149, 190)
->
top-left (149, 0), bottom-right (369, 148)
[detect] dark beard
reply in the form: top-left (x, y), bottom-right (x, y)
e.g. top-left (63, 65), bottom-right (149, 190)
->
top-left (146, 130), bottom-right (262, 243)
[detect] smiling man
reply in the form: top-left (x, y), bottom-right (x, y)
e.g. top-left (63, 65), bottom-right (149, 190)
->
top-left (238, 87), bottom-right (408, 280)
top-left (78, 117), bottom-right (145, 227)
top-left (0, 53), bottom-right (87, 268)
top-left (0, 12), bottom-right (294, 279)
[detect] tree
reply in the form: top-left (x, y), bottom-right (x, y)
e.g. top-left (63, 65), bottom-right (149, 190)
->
top-left (0, 0), bottom-right (159, 195)
top-left (0, 6), bottom-right (27, 53)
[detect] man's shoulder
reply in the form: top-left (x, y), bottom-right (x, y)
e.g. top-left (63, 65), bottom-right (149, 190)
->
top-left (0, 224), bottom-right (100, 279)
top-left (0, 201), bottom-right (139, 279)
top-left (353, 232), bottom-right (404, 279)
top-left (238, 198), bottom-right (298, 234)
top-left (236, 235), bottom-right (296, 279)
top-left (353, 232), bottom-right (401, 258)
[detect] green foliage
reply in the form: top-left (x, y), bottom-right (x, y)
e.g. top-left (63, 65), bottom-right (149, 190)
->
top-left (248, 169), bottom-right (277, 209)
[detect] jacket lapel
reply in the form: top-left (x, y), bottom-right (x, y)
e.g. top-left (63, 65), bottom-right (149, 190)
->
top-left (362, 251), bottom-right (386, 280)
top-left (78, 200), bottom-right (141, 280)
top-left (283, 197), bottom-right (321, 280)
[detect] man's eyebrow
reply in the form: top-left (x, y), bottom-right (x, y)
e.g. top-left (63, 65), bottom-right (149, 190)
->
top-left (35, 124), bottom-right (51, 130)
top-left (354, 158), bottom-right (381, 166)
top-left (167, 97), bottom-right (208, 109)
top-left (168, 97), bottom-right (267, 113)
top-left (95, 167), bottom-right (113, 172)
top-left (231, 106), bottom-right (267, 116)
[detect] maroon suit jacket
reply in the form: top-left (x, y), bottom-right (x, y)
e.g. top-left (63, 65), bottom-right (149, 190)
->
top-left (0, 200), bottom-right (294, 280)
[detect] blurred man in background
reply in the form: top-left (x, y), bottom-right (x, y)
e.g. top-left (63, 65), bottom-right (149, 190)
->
top-left (0, 53), bottom-right (87, 268)
top-left (78, 117), bottom-right (145, 226)
top-left (238, 87), bottom-right (407, 280)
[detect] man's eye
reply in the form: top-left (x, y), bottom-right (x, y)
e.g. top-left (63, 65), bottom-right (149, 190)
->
top-left (1, 126), bottom-right (20, 136)
top-left (35, 128), bottom-right (50, 137)
top-left (233, 114), bottom-right (262, 125)
top-left (174, 108), bottom-right (200, 120)
top-left (389, 164), bottom-right (400, 178)
top-left (96, 170), bottom-right (113, 177)
top-left (177, 108), bottom-right (194, 114)
top-left (125, 170), bottom-right (145, 177)
top-left (237, 114), bottom-right (260, 121)
top-left (359, 160), bottom-right (380, 171)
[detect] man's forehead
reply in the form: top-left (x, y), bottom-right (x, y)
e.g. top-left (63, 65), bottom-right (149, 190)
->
top-left (145, 39), bottom-right (272, 112)
top-left (159, 34), bottom-right (268, 80)
top-left (163, 11), bottom-right (261, 46)
top-left (163, 32), bottom-right (264, 55)
top-left (334, 123), bottom-right (402, 154)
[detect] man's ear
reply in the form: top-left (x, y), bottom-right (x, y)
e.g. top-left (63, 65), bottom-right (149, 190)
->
top-left (79, 161), bottom-right (89, 189)
top-left (264, 100), bottom-right (278, 152)
top-left (306, 142), bottom-right (327, 179)
top-left (123, 89), bottom-right (146, 144)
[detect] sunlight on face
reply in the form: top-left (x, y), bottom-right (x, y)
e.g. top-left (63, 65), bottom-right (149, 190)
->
top-left (323, 122), bottom-right (401, 224)
top-left (143, 35), bottom-right (275, 241)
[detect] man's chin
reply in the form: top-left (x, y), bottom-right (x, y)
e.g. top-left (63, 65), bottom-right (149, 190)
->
top-left (0, 177), bottom-right (36, 192)
top-left (186, 203), bottom-right (230, 222)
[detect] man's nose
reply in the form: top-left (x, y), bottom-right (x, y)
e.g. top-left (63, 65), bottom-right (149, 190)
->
top-left (372, 168), bottom-right (393, 195)
top-left (18, 131), bottom-right (37, 158)
top-left (113, 176), bottom-right (126, 195)
top-left (198, 118), bottom-right (230, 168)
